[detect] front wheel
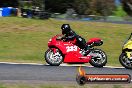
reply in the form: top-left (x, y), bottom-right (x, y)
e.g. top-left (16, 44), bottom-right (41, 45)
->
top-left (119, 52), bottom-right (132, 69)
top-left (45, 48), bottom-right (64, 66)
top-left (89, 48), bottom-right (107, 67)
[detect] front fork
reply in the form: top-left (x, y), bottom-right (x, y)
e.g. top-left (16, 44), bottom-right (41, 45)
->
top-left (51, 48), bottom-right (58, 54)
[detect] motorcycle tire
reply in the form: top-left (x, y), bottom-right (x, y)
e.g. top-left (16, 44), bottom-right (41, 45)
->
top-left (89, 48), bottom-right (107, 67)
top-left (119, 52), bottom-right (132, 69)
top-left (45, 48), bottom-right (64, 66)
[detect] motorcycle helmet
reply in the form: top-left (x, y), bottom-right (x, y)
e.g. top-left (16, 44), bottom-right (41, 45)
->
top-left (61, 24), bottom-right (71, 34)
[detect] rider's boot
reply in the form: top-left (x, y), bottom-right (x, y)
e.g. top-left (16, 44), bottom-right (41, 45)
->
top-left (82, 45), bottom-right (90, 56)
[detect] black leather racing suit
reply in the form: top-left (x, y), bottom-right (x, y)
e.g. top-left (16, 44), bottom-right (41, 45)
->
top-left (62, 29), bottom-right (88, 50)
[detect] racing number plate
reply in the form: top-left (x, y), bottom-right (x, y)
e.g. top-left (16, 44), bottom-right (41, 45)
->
top-left (66, 46), bottom-right (78, 52)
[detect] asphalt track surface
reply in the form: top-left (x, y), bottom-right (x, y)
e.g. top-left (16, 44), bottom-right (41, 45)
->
top-left (0, 63), bottom-right (132, 84)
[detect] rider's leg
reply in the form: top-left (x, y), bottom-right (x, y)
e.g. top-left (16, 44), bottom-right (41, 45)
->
top-left (76, 36), bottom-right (90, 56)
top-left (76, 36), bottom-right (90, 50)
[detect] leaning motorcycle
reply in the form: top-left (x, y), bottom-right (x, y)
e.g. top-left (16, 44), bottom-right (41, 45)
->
top-left (119, 33), bottom-right (132, 69)
top-left (45, 34), bottom-right (107, 67)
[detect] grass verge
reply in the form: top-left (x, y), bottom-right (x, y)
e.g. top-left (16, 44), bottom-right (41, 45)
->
top-left (0, 17), bottom-right (131, 66)
top-left (0, 83), bottom-right (132, 88)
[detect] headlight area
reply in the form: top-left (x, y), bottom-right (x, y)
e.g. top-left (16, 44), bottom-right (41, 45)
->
top-left (48, 39), bottom-right (52, 43)
top-left (49, 39), bottom-right (52, 42)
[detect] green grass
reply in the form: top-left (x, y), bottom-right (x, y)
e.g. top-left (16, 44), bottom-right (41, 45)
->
top-left (0, 84), bottom-right (63, 88)
top-left (0, 83), bottom-right (132, 88)
top-left (0, 17), bottom-right (131, 66)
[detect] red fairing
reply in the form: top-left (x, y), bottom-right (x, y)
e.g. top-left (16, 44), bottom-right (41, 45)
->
top-left (48, 35), bottom-right (77, 54)
top-left (47, 34), bottom-right (91, 63)
top-left (87, 38), bottom-right (102, 45)
top-left (64, 52), bottom-right (91, 63)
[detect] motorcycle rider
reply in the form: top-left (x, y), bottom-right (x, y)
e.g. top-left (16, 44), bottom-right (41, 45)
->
top-left (60, 24), bottom-right (90, 55)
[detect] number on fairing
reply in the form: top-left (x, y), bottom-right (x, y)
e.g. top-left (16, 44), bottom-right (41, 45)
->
top-left (66, 46), bottom-right (77, 52)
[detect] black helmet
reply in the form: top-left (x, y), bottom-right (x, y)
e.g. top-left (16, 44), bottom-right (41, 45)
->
top-left (61, 24), bottom-right (71, 34)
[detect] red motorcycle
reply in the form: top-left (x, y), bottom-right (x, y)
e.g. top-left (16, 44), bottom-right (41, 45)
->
top-left (45, 34), bottom-right (107, 67)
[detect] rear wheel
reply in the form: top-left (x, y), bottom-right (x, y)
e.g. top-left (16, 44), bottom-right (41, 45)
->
top-left (45, 48), bottom-right (63, 66)
top-left (119, 52), bottom-right (132, 69)
top-left (89, 49), bottom-right (107, 67)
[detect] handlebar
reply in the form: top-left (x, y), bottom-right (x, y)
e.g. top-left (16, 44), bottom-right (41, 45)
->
top-left (56, 35), bottom-right (67, 42)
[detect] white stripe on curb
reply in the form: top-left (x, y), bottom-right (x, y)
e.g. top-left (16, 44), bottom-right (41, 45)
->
top-left (0, 62), bottom-right (125, 68)
top-left (60, 63), bottom-right (125, 68)
top-left (0, 62), bottom-right (44, 65)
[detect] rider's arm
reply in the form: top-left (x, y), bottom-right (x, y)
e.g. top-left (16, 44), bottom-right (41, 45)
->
top-left (65, 31), bottom-right (77, 40)
top-left (61, 34), bottom-right (66, 39)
